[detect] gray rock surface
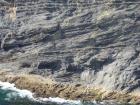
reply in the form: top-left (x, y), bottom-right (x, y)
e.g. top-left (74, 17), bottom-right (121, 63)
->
top-left (0, 0), bottom-right (140, 94)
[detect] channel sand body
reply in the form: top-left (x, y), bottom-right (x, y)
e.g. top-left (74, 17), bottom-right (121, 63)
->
top-left (0, 71), bottom-right (140, 104)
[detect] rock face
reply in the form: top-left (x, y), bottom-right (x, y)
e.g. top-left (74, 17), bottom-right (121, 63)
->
top-left (0, 0), bottom-right (140, 95)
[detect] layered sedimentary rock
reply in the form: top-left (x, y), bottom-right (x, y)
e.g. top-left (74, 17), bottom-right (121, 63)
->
top-left (0, 0), bottom-right (140, 100)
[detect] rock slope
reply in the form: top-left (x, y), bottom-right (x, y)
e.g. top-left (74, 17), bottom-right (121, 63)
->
top-left (0, 0), bottom-right (140, 98)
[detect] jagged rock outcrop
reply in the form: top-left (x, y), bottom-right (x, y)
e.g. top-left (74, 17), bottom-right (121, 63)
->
top-left (0, 0), bottom-right (140, 97)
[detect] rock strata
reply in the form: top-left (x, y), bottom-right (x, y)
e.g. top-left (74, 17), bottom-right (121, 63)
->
top-left (0, 0), bottom-right (140, 103)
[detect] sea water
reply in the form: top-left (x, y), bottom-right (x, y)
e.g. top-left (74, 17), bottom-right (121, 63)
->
top-left (0, 81), bottom-right (126, 105)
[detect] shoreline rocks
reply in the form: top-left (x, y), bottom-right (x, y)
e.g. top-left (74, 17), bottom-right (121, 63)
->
top-left (0, 0), bottom-right (140, 104)
top-left (0, 71), bottom-right (140, 104)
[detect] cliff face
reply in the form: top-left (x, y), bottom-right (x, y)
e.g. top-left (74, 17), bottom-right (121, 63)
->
top-left (0, 0), bottom-right (140, 95)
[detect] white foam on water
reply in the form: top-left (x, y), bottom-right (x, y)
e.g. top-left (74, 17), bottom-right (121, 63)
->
top-left (37, 97), bottom-right (82, 104)
top-left (0, 81), bottom-right (34, 100)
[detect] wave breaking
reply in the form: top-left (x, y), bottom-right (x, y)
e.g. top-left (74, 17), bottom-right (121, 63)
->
top-left (0, 81), bottom-right (83, 104)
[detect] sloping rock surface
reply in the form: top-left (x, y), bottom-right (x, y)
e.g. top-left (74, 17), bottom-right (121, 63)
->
top-left (0, 0), bottom-right (140, 94)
